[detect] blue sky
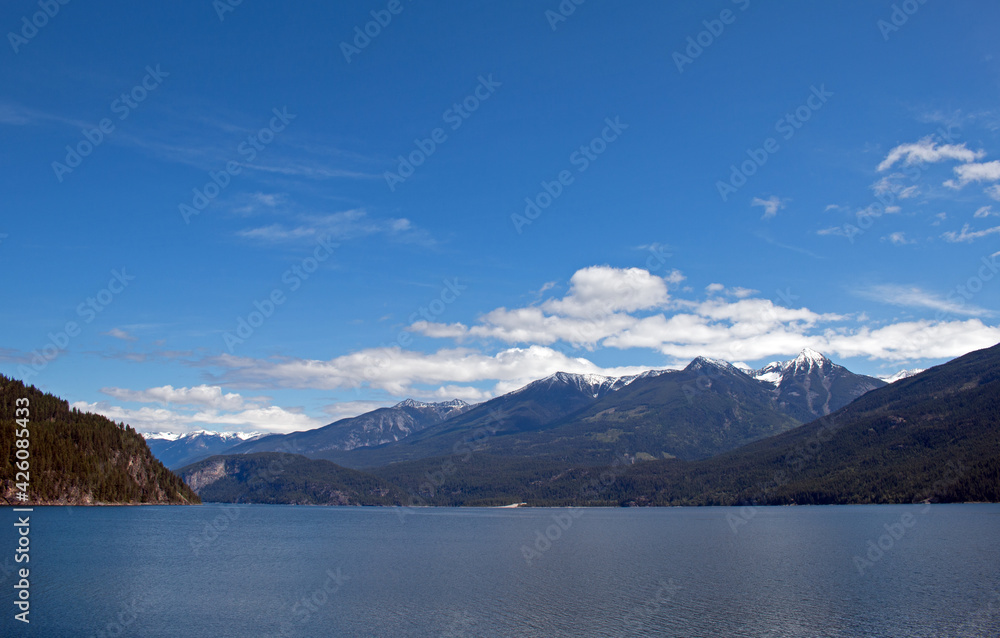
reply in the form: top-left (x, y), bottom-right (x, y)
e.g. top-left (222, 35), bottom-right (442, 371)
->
top-left (2, 1), bottom-right (999, 434)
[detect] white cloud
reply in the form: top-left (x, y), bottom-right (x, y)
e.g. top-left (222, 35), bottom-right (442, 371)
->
top-left (101, 384), bottom-right (255, 411)
top-left (410, 266), bottom-right (678, 349)
top-left (182, 264), bottom-right (1000, 405)
top-left (871, 174), bottom-right (919, 199)
top-left (945, 160), bottom-right (1000, 189)
top-left (751, 196), bottom-right (786, 219)
top-left (238, 210), bottom-right (428, 245)
top-left (942, 223), bottom-right (1000, 243)
top-left (986, 185), bottom-right (1000, 201)
top-left (877, 137), bottom-right (984, 171)
top-left (211, 345), bottom-right (659, 399)
top-left (974, 206), bottom-right (996, 218)
top-left (540, 266), bottom-right (670, 317)
top-left (820, 320), bottom-right (1000, 362)
top-left (72, 400), bottom-right (323, 435)
top-left (103, 328), bottom-right (137, 342)
top-left (883, 232), bottom-right (914, 245)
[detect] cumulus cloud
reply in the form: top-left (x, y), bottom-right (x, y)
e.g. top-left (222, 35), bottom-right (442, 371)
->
top-left (410, 266), bottom-right (677, 349)
top-left (101, 384), bottom-right (255, 411)
top-left (945, 160), bottom-right (1000, 189)
top-left (72, 400), bottom-right (322, 435)
top-left (209, 345), bottom-right (658, 398)
top-left (820, 320), bottom-right (1000, 362)
top-left (877, 137), bottom-right (984, 172)
top-left (173, 264), bottom-right (1000, 406)
top-left (540, 266), bottom-right (670, 317)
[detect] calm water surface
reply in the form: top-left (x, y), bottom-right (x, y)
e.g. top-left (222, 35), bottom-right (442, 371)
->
top-left (3, 504), bottom-right (999, 637)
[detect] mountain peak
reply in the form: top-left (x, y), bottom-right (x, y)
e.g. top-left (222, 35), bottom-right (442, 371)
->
top-left (879, 369), bottom-right (925, 383)
top-left (796, 347), bottom-right (829, 363)
top-left (685, 356), bottom-right (740, 373)
top-left (393, 398), bottom-right (469, 409)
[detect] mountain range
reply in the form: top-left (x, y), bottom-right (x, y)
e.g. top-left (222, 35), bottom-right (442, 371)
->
top-left (6, 345), bottom-right (997, 508)
top-left (167, 343), bottom-right (1000, 506)
top-left (155, 349), bottom-right (885, 471)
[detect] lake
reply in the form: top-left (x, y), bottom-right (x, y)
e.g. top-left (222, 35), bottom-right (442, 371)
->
top-left (4, 504), bottom-right (999, 637)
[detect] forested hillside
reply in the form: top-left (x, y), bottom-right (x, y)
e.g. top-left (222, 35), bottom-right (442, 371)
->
top-left (0, 375), bottom-right (199, 505)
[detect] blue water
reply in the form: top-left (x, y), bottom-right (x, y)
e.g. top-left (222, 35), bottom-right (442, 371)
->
top-left (2, 504), bottom-right (999, 637)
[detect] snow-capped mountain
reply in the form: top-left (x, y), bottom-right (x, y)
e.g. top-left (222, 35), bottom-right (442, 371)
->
top-left (217, 399), bottom-right (474, 465)
top-left (879, 369), bottom-right (925, 383)
top-left (142, 430), bottom-right (261, 442)
top-left (144, 430), bottom-right (268, 470)
top-left (750, 348), bottom-right (886, 421)
top-left (514, 369), bottom-right (671, 399)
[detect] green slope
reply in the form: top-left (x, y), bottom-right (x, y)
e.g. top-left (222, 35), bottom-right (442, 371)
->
top-left (176, 452), bottom-right (407, 505)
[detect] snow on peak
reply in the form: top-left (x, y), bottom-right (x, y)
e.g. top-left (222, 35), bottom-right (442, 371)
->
top-left (879, 369), bottom-right (925, 383)
top-left (394, 398), bottom-right (470, 409)
top-left (515, 369), bottom-right (669, 398)
top-left (796, 348), bottom-right (829, 365)
top-left (142, 430), bottom-right (262, 442)
top-left (685, 356), bottom-right (740, 373)
top-left (751, 349), bottom-right (832, 386)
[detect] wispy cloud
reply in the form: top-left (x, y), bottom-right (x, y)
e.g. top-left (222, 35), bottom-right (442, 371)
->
top-left (942, 223), bottom-right (1000, 243)
top-left (751, 196), bottom-right (787, 219)
top-left (237, 210), bottom-right (433, 246)
top-left (878, 137), bottom-right (984, 171)
top-left (857, 284), bottom-right (992, 318)
top-left (104, 328), bottom-right (139, 342)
